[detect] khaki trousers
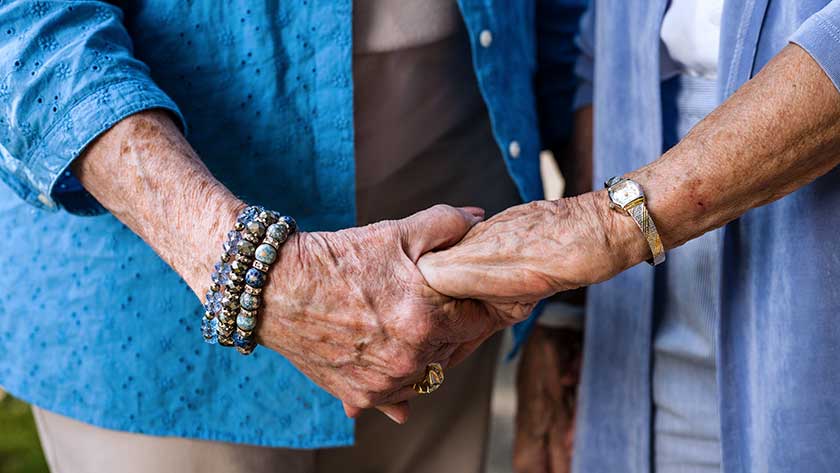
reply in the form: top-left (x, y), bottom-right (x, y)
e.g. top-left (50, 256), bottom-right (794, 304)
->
top-left (33, 335), bottom-right (500, 473)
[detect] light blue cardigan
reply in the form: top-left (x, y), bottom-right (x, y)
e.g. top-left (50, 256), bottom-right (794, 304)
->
top-left (574, 1), bottom-right (840, 472)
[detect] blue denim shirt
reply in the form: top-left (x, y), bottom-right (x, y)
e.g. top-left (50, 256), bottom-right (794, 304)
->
top-left (0, 1), bottom-right (584, 447)
top-left (574, 1), bottom-right (840, 472)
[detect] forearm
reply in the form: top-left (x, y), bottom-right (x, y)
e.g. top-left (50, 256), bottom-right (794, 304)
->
top-left (416, 43), bottom-right (840, 309)
top-left (608, 44), bottom-right (840, 265)
top-left (71, 110), bottom-right (244, 295)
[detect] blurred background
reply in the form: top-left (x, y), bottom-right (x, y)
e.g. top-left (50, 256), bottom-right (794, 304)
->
top-left (0, 393), bottom-right (48, 473)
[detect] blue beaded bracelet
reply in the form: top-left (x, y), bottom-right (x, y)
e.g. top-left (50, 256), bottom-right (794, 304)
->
top-left (233, 214), bottom-right (296, 355)
top-left (201, 206), bottom-right (296, 356)
top-left (202, 205), bottom-right (263, 345)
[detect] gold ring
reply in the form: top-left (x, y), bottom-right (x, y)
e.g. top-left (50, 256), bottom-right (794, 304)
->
top-left (412, 363), bottom-right (444, 395)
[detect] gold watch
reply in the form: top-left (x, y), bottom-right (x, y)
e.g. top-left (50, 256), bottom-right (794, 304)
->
top-left (605, 176), bottom-right (665, 266)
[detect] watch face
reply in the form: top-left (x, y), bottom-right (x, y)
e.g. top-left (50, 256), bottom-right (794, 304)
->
top-left (608, 178), bottom-right (644, 208)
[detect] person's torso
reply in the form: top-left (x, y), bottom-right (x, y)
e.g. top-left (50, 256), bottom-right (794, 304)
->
top-left (0, 0), bottom-right (543, 448)
top-left (352, 0), bottom-right (520, 224)
top-left (576, 1), bottom-right (840, 473)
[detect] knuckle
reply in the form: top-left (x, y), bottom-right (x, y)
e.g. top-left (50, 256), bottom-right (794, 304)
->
top-left (424, 204), bottom-right (461, 225)
top-left (342, 393), bottom-right (363, 410)
top-left (358, 392), bottom-right (379, 409)
top-left (405, 308), bottom-right (438, 341)
top-left (391, 354), bottom-right (421, 379)
top-left (430, 203), bottom-right (454, 216)
top-left (349, 391), bottom-right (374, 409)
top-left (409, 321), bottom-right (434, 345)
top-left (393, 314), bottom-right (432, 346)
top-left (370, 376), bottom-right (397, 394)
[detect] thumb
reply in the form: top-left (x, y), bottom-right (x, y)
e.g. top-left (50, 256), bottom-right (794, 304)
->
top-left (342, 401), bottom-right (411, 424)
top-left (398, 205), bottom-right (484, 261)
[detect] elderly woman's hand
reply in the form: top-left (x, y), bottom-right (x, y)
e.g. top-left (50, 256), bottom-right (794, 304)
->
top-left (417, 192), bottom-right (644, 324)
top-left (257, 205), bottom-right (502, 419)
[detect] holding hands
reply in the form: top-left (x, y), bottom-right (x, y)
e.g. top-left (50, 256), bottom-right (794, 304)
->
top-left (255, 192), bottom-right (637, 421)
top-left (259, 192), bottom-right (643, 421)
top-left (255, 204), bottom-right (504, 421)
top-left (74, 110), bottom-right (639, 425)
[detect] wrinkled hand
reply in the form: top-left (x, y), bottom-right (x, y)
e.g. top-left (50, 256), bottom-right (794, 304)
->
top-left (417, 192), bottom-right (631, 325)
top-left (256, 205), bottom-right (500, 422)
top-left (513, 325), bottom-right (582, 473)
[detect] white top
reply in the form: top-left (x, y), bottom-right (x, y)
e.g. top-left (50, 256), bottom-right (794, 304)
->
top-left (660, 0), bottom-right (725, 80)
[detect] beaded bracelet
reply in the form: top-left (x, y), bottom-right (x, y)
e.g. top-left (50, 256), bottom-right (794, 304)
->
top-left (201, 205), bottom-right (296, 355)
top-left (233, 213), bottom-right (296, 355)
top-left (202, 205), bottom-right (262, 345)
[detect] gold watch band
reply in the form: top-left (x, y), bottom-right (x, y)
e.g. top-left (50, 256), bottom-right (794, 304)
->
top-left (627, 201), bottom-right (665, 266)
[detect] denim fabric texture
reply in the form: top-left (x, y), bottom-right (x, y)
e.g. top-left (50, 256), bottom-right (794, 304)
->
top-left (574, 1), bottom-right (840, 472)
top-left (0, 1), bottom-right (585, 447)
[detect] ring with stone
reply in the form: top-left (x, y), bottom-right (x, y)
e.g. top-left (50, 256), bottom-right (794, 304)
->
top-left (412, 363), bottom-right (445, 395)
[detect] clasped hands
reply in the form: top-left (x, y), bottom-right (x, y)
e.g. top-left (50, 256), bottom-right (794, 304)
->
top-left (256, 192), bottom-right (632, 423)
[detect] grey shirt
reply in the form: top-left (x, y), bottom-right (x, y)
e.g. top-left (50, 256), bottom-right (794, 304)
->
top-left (653, 74), bottom-right (722, 473)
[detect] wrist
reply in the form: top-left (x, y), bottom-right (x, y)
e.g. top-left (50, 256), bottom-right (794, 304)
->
top-left (581, 190), bottom-right (650, 276)
top-left (179, 191), bottom-right (246, 297)
top-left (252, 230), bottom-right (308, 353)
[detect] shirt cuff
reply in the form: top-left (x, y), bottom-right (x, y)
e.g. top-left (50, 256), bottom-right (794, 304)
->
top-left (790, 7), bottom-right (840, 94)
top-left (24, 80), bottom-right (185, 215)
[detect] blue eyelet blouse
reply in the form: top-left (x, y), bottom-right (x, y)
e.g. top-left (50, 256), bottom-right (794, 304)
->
top-left (0, 0), bottom-right (585, 447)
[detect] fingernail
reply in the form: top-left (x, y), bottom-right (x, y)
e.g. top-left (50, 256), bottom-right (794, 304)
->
top-left (458, 206), bottom-right (485, 222)
top-left (384, 411), bottom-right (405, 424)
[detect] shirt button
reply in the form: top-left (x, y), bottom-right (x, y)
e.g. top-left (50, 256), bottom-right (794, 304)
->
top-left (37, 193), bottom-right (55, 208)
top-left (508, 140), bottom-right (521, 159)
top-left (479, 30), bottom-right (493, 48)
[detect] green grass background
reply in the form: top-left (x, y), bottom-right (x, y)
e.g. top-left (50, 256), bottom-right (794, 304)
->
top-left (0, 393), bottom-right (48, 473)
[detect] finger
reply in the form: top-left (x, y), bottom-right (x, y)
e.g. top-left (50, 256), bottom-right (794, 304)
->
top-left (446, 332), bottom-right (495, 368)
top-left (416, 250), bottom-right (490, 300)
top-left (379, 384), bottom-right (421, 406)
top-left (398, 204), bottom-right (484, 261)
top-left (457, 206), bottom-right (486, 220)
top-left (343, 402), bottom-right (362, 419)
top-left (435, 298), bottom-right (502, 346)
top-left (376, 402), bottom-right (411, 424)
top-left (343, 400), bottom-right (411, 424)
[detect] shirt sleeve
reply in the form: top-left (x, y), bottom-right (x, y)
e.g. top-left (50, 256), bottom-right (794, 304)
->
top-left (790, 1), bottom-right (840, 95)
top-left (572, 2), bottom-right (595, 111)
top-left (535, 0), bottom-right (589, 151)
top-left (0, 1), bottom-right (185, 215)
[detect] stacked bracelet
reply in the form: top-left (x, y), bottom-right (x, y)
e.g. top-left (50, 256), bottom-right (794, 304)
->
top-left (202, 205), bottom-right (260, 345)
top-left (233, 212), bottom-right (296, 354)
top-left (201, 206), bottom-right (296, 355)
